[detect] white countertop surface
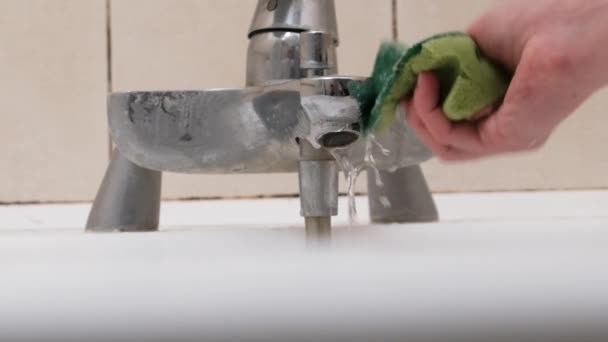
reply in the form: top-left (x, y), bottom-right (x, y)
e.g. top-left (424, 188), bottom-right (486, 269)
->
top-left (2, 191), bottom-right (608, 341)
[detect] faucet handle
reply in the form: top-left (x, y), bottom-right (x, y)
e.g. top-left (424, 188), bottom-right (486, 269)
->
top-left (299, 31), bottom-right (338, 77)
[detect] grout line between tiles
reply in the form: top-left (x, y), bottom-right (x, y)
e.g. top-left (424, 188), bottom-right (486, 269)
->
top-left (391, 0), bottom-right (398, 41)
top-left (105, 0), bottom-right (113, 158)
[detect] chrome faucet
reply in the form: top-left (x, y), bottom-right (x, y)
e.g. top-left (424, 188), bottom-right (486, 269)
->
top-left (86, 0), bottom-right (438, 234)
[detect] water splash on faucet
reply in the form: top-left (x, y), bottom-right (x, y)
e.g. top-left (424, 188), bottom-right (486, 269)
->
top-left (329, 133), bottom-right (394, 226)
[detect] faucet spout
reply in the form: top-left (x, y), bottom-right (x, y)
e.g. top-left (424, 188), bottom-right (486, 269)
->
top-left (318, 131), bottom-right (359, 148)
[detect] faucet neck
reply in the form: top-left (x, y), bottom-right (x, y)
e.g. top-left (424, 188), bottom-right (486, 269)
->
top-left (246, 0), bottom-right (339, 86)
top-left (248, 0), bottom-right (339, 43)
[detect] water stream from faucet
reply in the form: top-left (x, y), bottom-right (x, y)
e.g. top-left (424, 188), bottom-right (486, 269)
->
top-left (329, 134), bottom-right (392, 226)
top-left (329, 148), bottom-right (363, 226)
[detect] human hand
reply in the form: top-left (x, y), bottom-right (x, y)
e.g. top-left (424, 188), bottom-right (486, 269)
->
top-left (405, 0), bottom-right (608, 161)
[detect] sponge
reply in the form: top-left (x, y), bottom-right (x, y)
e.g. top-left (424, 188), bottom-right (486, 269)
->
top-left (350, 32), bottom-right (510, 133)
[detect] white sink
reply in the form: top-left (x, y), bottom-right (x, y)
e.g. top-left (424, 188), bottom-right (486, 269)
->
top-left (2, 191), bottom-right (608, 341)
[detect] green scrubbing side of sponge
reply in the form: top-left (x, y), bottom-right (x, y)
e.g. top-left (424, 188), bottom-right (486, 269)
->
top-left (348, 42), bottom-right (408, 131)
top-left (351, 32), bottom-right (510, 133)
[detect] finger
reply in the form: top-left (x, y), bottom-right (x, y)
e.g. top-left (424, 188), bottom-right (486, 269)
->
top-left (467, 6), bottom-right (523, 71)
top-left (412, 73), bottom-right (492, 154)
top-left (418, 108), bottom-right (490, 154)
top-left (414, 124), bottom-right (482, 161)
top-left (406, 101), bottom-right (481, 161)
top-left (412, 72), bottom-right (440, 112)
top-left (470, 104), bottom-right (496, 120)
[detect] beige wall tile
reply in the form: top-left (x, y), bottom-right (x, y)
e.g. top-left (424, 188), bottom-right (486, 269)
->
top-left (397, 0), bottom-right (496, 42)
top-left (0, 0), bottom-right (108, 202)
top-left (398, 0), bottom-right (608, 191)
top-left (111, 0), bottom-right (391, 198)
top-left (111, 0), bottom-right (255, 91)
top-left (335, 0), bottom-right (393, 76)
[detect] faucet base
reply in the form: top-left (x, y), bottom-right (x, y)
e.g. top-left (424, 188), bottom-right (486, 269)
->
top-left (367, 166), bottom-right (438, 224)
top-left (298, 140), bottom-right (338, 236)
top-left (86, 151), bottom-right (162, 232)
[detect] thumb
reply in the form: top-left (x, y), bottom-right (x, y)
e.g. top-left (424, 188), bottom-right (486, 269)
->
top-left (467, 9), bottom-right (525, 72)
